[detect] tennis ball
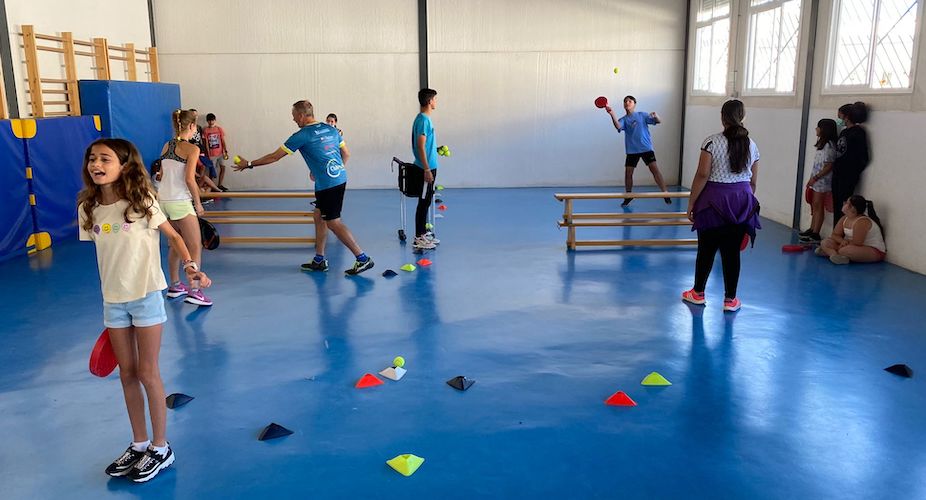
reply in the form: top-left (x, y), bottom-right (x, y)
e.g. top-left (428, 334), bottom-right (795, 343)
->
top-left (233, 155), bottom-right (241, 164)
top-left (393, 356), bottom-right (405, 368)
top-left (613, 67), bottom-right (619, 75)
top-left (425, 222), bottom-right (434, 230)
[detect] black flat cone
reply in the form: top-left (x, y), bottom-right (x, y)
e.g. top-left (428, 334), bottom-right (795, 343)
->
top-left (382, 269), bottom-right (398, 277)
top-left (885, 364), bottom-right (914, 378)
top-left (165, 393), bottom-right (194, 409)
top-left (258, 422), bottom-right (294, 441)
top-left (447, 376), bottom-right (475, 391)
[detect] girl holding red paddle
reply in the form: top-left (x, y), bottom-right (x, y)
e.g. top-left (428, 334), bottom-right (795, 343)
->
top-left (78, 138), bottom-right (212, 482)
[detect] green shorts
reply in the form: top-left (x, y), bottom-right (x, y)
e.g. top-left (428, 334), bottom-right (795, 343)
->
top-left (161, 200), bottom-right (196, 221)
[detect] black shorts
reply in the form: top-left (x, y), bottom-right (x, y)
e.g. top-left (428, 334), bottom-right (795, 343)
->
top-left (404, 166), bottom-right (437, 197)
top-left (312, 183), bottom-right (346, 220)
top-left (625, 151), bottom-right (657, 167)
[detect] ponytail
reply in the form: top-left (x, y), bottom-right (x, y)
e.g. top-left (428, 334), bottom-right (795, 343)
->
top-left (865, 200), bottom-right (884, 237)
top-left (721, 99), bottom-right (751, 173)
top-left (172, 108), bottom-right (195, 137)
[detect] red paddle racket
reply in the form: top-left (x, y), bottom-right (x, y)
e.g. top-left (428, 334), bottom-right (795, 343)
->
top-left (89, 328), bottom-right (118, 377)
top-left (781, 244), bottom-right (812, 253)
top-left (594, 96), bottom-right (608, 109)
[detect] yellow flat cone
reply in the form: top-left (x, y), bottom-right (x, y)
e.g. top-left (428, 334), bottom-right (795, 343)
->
top-left (641, 372), bottom-right (671, 386)
top-left (400, 264), bottom-right (416, 272)
top-left (387, 454), bottom-right (425, 476)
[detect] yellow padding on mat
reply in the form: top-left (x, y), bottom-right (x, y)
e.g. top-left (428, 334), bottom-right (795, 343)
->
top-left (26, 167), bottom-right (32, 179)
top-left (29, 194), bottom-right (36, 206)
top-left (26, 232), bottom-right (52, 254)
top-left (11, 119), bottom-right (37, 139)
top-left (93, 115), bottom-right (102, 131)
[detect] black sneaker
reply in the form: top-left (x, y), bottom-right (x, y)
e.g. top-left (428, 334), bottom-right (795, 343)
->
top-left (345, 258), bottom-right (374, 275)
top-left (218, 185), bottom-right (230, 192)
top-left (127, 446), bottom-right (175, 483)
top-left (301, 259), bottom-right (329, 272)
top-left (799, 232), bottom-right (821, 243)
top-left (105, 446), bottom-right (146, 477)
top-left (664, 197), bottom-right (672, 204)
top-left (799, 228), bottom-right (814, 237)
top-left (621, 198), bottom-right (633, 207)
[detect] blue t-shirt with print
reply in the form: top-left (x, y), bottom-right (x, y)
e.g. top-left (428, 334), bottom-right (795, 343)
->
top-left (282, 122), bottom-right (347, 191)
top-left (617, 111), bottom-right (658, 154)
top-left (411, 113), bottom-right (439, 170)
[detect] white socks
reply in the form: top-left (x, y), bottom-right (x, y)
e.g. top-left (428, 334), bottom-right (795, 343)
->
top-left (131, 440), bottom-right (150, 452)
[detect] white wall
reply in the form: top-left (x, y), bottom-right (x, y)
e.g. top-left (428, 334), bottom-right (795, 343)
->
top-left (155, 0), bottom-right (686, 190)
top-left (5, 0), bottom-right (152, 117)
top-left (428, 0), bottom-right (686, 188)
top-left (154, 0), bottom-right (419, 191)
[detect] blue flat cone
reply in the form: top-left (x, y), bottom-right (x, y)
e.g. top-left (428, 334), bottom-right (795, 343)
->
top-left (165, 393), bottom-right (194, 409)
top-left (885, 364), bottom-right (913, 378)
top-left (447, 376), bottom-right (475, 391)
top-left (258, 422), bottom-right (294, 441)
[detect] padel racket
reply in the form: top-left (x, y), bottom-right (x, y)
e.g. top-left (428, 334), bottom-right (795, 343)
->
top-left (594, 96), bottom-right (608, 109)
top-left (199, 217), bottom-right (220, 250)
top-left (89, 328), bottom-right (118, 377)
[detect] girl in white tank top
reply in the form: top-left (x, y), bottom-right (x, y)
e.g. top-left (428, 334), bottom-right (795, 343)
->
top-left (818, 195), bottom-right (886, 264)
top-left (158, 109), bottom-right (212, 306)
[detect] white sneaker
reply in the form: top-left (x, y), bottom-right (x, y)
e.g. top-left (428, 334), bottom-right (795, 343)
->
top-left (424, 231), bottom-right (440, 245)
top-left (413, 236), bottom-right (437, 249)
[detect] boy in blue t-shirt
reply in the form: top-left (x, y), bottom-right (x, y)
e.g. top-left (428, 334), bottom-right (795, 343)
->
top-left (409, 88), bottom-right (440, 250)
top-left (604, 96), bottom-right (671, 206)
top-left (233, 100), bottom-right (373, 275)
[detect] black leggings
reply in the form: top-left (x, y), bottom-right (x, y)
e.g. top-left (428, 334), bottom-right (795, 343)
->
top-left (831, 171), bottom-right (860, 228)
top-left (405, 167), bottom-right (437, 237)
top-left (694, 225), bottom-right (746, 299)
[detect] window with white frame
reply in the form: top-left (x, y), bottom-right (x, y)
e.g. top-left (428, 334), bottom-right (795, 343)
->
top-left (745, 0), bottom-right (803, 93)
top-left (827, 0), bottom-right (921, 90)
top-left (693, 0), bottom-right (732, 94)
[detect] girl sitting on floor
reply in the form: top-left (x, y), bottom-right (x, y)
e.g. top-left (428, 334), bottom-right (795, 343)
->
top-left (817, 194), bottom-right (885, 264)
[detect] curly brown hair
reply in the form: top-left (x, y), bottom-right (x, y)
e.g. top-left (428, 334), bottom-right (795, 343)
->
top-left (77, 138), bottom-right (156, 232)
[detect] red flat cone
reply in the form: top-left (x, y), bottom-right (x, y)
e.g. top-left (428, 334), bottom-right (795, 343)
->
top-left (604, 391), bottom-right (637, 406)
top-left (417, 258), bottom-right (432, 266)
top-left (355, 373), bottom-right (384, 388)
top-left (437, 204), bottom-right (447, 211)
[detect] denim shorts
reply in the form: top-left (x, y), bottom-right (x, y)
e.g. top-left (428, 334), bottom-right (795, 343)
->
top-left (103, 290), bottom-right (167, 328)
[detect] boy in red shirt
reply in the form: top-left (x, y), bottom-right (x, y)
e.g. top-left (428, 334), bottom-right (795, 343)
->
top-left (203, 113), bottom-right (230, 191)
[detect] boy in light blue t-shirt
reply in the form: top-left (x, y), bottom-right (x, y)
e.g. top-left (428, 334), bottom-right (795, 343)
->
top-left (605, 95), bottom-right (671, 206)
top-left (409, 88), bottom-right (440, 250)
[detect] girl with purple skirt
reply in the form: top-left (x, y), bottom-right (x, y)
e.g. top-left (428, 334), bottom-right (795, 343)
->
top-left (682, 100), bottom-right (761, 312)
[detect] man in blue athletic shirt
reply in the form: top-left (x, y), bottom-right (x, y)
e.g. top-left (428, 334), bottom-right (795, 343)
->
top-left (604, 96), bottom-right (671, 206)
top-left (233, 100), bottom-right (374, 275)
top-left (408, 88), bottom-right (441, 250)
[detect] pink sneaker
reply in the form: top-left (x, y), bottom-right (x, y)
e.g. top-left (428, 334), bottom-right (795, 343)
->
top-left (681, 289), bottom-right (706, 305)
top-left (184, 289), bottom-right (213, 306)
top-left (166, 282), bottom-right (189, 299)
top-left (723, 297), bottom-right (741, 312)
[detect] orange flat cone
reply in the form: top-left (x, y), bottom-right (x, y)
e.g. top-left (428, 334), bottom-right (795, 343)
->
top-left (355, 373), bottom-right (384, 388)
top-left (417, 258), bottom-right (432, 266)
top-left (604, 391), bottom-right (637, 406)
top-left (437, 204), bottom-right (447, 211)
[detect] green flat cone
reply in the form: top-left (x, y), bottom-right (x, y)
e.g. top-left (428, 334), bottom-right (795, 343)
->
top-left (641, 372), bottom-right (672, 386)
top-left (387, 454), bottom-right (425, 476)
top-left (400, 264), bottom-right (416, 272)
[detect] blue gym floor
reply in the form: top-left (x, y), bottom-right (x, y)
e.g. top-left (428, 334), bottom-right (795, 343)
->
top-left (1, 187), bottom-right (925, 499)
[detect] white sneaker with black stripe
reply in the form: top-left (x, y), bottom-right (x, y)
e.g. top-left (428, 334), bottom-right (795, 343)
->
top-left (105, 445), bottom-right (146, 477)
top-left (127, 445), bottom-right (175, 483)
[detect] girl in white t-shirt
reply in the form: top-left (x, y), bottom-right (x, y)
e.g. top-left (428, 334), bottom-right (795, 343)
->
top-left (799, 118), bottom-right (838, 242)
top-left (77, 138), bottom-right (212, 483)
top-left (817, 194), bottom-right (886, 264)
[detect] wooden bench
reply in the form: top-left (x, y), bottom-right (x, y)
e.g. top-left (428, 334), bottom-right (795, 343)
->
top-left (200, 191), bottom-right (316, 245)
top-left (554, 192), bottom-right (696, 250)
